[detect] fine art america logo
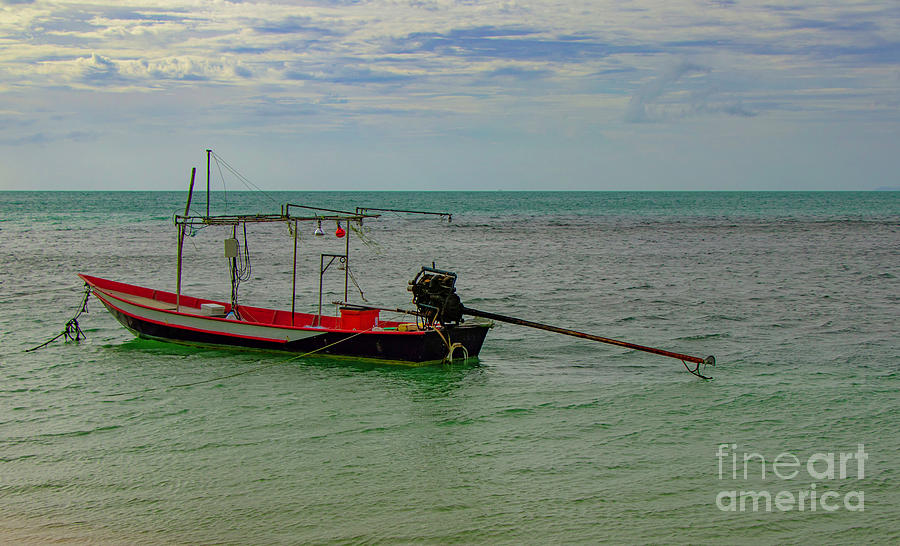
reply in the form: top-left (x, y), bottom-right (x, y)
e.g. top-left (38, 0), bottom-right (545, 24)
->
top-left (716, 444), bottom-right (867, 512)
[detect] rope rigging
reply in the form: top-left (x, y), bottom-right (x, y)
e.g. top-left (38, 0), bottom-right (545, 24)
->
top-left (229, 222), bottom-right (252, 319)
top-left (210, 151), bottom-right (280, 208)
top-left (345, 263), bottom-right (368, 302)
top-left (25, 284), bottom-right (91, 352)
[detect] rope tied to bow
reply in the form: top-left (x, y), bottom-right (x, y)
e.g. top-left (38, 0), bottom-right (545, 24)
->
top-left (25, 283), bottom-right (91, 352)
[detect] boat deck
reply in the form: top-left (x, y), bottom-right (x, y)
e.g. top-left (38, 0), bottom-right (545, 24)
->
top-left (101, 288), bottom-right (180, 311)
top-left (91, 280), bottom-right (406, 331)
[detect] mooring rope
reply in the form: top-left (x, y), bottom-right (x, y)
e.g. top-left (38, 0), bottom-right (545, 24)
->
top-left (431, 322), bottom-right (468, 365)
top-left (105, 326), bottom-right (377, 397)
top-left (25, 284), bottom-right (92, 352)
top-left (447, 342), bottom-right (468, 364)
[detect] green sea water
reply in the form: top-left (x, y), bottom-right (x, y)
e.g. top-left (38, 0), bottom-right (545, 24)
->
top-left (1, 191), bottom-right (898, 543)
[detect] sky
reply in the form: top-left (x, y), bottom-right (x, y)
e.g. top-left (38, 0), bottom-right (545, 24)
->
top-left (1, 0), bottom-right (899, 191)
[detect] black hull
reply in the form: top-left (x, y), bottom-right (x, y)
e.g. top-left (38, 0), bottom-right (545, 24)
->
top-left (105, 303), bottom-right (490, 365)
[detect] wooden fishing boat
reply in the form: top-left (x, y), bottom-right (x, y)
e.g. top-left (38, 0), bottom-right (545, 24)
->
top-left (78, 274), bottom-right (490, 365)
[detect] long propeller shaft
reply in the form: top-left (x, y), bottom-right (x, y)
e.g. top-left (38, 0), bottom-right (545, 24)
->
top-left (462, 306), bottom-right (715, 368)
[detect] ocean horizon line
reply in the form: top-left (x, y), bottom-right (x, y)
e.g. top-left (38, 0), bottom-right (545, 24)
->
top-left (2, 189), bottom-right (898, 193)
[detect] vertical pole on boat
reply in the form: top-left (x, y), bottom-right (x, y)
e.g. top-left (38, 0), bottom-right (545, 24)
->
top-left (176, 227), bottom-right (183, 313)
top-left (291, 219), bottom-right (298, 326)
top-left (177, 168), bottom-right (196, 313)
top-left (317, 254), bottom-right (324, 326)
top-left (344, 218), bottom-right (350, 302)
top-left (206, 149), bottom-right (211, 218)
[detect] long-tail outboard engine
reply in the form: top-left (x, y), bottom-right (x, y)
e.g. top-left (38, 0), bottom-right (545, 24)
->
top-left (408, 266), bottom-right (464, 326)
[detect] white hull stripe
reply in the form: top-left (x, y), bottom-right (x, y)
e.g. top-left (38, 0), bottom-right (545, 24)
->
top-left (93, 289), bottom-right (325, 344)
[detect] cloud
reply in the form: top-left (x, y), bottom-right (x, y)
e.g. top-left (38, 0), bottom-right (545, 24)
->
top-left (282, 62), bottom-right (416, 85)
top-left (622, 59), bottom-right (760, 122)
top-left (392, 26), bottom-right (656, 62)
top-left (625, 61), bottom-right (710, 122)
top-left (79, 53), bottom-right (120, 82)
top-left (483, 65), bottom-right (551, 81)
top-left (719, 101), bottom-right (756, 117)
top-left (233, 64), bottom-right (253, 78)
top-left (0, 130), bottom-right (96, 146)
top-left (252, 16), bottom-right (336, 36)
